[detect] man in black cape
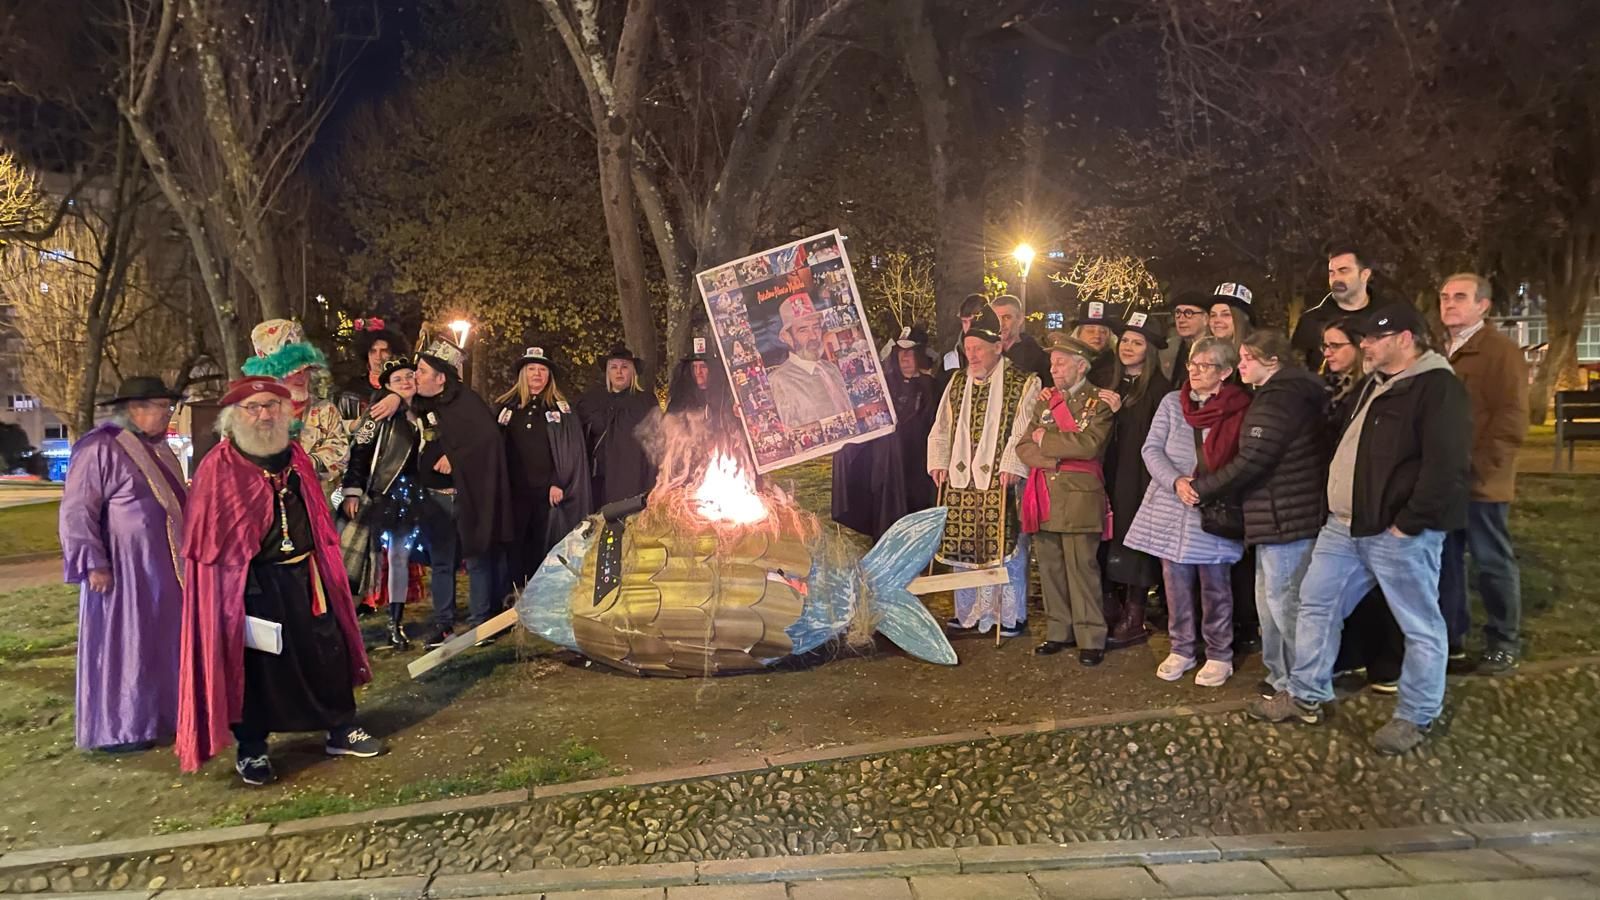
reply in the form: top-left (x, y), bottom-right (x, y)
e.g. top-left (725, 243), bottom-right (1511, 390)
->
top-left (831, 324), bottom-right (939, 540)
top-left (576, 345), bottom-right (661, 506)
top-left (410, 338), bottom-right (515, 648)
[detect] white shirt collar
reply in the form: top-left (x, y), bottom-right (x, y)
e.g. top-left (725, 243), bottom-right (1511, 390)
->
top-left (1449, 319), bottom-right (1486, 353)
top-left (787, 354), bottom-right (821, 375)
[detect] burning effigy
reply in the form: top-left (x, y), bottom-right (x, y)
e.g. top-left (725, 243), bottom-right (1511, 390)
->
top-left (516, 408), bottom-right (956, 676)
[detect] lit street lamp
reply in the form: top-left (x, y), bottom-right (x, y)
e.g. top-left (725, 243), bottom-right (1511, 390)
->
top-left (1012, 243), bottom-right (1036, 307)
top-left (448, 319), bottom-right (472, 348)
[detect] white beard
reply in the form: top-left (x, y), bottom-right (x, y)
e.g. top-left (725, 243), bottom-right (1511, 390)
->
top-left (232, 420), bottom-right (292, 458)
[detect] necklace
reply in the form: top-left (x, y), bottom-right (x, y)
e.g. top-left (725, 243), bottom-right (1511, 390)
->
top-left (263, 467), bottom-right (296, 554)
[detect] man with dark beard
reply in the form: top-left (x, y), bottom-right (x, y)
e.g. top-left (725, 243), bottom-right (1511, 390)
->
top-left (177, 377), bottom-right (381, 785)
top-left (576, 345), bottom-right (661, 506)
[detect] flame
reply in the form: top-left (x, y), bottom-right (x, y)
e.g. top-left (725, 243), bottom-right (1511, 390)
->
top-left (693, 451), bottom-right (770, 525)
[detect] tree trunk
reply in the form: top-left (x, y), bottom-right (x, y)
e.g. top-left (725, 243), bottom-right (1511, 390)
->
top-left (632, 165), bottom-right (695, 372)
top-left (1532, 283), bottom-right (1591, 424)
top-left (596, 130), bottom-right (661, 380)
top-left (896, 0), bottom-right (987, 352)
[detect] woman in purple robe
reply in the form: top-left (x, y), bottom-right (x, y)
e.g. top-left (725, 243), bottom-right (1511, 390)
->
top-left (58, 377), bottom-right (188, 752)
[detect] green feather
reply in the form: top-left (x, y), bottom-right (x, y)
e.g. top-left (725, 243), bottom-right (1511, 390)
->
top-left (242, 343), bottom-right (328, 378)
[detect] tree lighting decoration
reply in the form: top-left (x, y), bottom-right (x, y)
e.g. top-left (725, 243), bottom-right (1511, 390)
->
top-left (1051, 255), bottom-right (1163, 317)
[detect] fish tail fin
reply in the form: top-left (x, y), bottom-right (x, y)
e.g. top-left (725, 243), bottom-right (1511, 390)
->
top-left (859, 507), bottom-right (957, 665)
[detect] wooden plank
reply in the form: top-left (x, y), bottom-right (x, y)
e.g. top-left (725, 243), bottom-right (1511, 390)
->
top-left (407, 608), bottom-right (520, 679)
top-left (907, 568), bottom-right (1010, 595)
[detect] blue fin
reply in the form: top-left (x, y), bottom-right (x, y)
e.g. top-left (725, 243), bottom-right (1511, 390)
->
top-left (515, 519), bottom-right (590, 651)
top-left (860, 507), bottom-right (957, 665)
top-left (786, 548), bottom-right (856, 656)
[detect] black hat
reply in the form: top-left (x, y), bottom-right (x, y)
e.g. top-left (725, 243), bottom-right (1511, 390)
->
top-left (1210, 282), bottom-right (1255, 320)
top-left (966, 306), bottom-right (1003, 344)
top-left (1071, 299), bottom-right (1122, 330)
top-left (1116, 310), bottom-right (1169, 349)
top-left (1170, 290), bottom-right (1212, 312)
top-left (602, 344), bottom-right (641, 366)
top-left (378, 355), bottom-right (416, 387)
top-left (352, 319), bottom-right (408, 359)
top-left (959, 293), bottom-right (989, 317)
top-left (1363, 302), bottom-right (1426, 339)
top-left (685, 336), bottom-right (711, 362)
top-left (891, 323), bottom-right (930, 351)
top-left (518, 345), bottom-right (558, 375)
top-left (98, 376), bottom-right (182, 406)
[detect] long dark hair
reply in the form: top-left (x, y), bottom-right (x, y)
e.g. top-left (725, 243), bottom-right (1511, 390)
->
top-left (1117, 333), bottom-right (1159, 407)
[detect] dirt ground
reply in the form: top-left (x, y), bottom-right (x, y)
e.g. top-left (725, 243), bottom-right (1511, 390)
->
top-left (1, 460), bottom-right (1595, 852)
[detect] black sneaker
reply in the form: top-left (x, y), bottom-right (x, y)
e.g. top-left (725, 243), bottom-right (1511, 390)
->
top-left (1446, 652), bottom-right (1476, 675)
top-left (1254, 680), bottom-right (1277, 700)
top-left (1368, 678), bottom-right (1399, 694)
top-left (325, 726), bottom-right (384, 758)
top-left (235, 752), bottom-right (275, 786)
top-left (423, 625), bottom-right (454, 650)
top-left (1476, 649), bottom-right (1519, 677)
top-left (999, 622), bottom-right (1028, 639)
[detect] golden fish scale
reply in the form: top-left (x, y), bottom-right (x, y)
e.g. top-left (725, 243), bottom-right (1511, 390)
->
top-left (569, 522), bottom-right (813, 676)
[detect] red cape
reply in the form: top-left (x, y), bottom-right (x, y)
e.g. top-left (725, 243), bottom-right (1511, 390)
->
top-left (175, 440), bottom-right (372, 773)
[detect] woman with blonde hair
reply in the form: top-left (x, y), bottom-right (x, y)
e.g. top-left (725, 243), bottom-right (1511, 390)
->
top-left (497, 347), bottom-right (592, 584)
top-left (1207, 282), bottom-right (1255, 349)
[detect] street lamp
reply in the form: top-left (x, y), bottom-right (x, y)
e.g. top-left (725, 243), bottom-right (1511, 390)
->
top-left (448, 319), bottom-right (472, 348)
top-left (1012, 243), bottom-right (1036, 307)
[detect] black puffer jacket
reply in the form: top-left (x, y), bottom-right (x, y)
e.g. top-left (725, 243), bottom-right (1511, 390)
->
top-left (1193, 367), bottom-right (1329, 546)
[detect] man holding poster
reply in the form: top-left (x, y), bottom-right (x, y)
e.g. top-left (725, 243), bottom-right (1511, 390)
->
top-left (768, 293), bottom-right (855, 426)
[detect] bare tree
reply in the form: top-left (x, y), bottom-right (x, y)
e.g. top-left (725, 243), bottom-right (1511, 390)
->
top-left (0, 150), bottom-right (43, 237)
top-left (863, 251), bottom-right (936, 334)
top-left (118, 0), bottom-right (358, 373)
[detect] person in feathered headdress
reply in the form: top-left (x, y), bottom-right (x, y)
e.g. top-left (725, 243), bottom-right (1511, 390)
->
top-left (242, 319), bottom-right (348, 502)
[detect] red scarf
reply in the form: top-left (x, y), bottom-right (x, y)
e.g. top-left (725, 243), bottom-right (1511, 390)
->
top-left (1179, 381), bottom-right (1251, 472)
top-left (1021, 388), bottom-right (1111, 537)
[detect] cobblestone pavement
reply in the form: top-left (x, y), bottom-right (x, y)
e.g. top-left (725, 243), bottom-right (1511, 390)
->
top-left (5, 663), bottom-right (1600, 894)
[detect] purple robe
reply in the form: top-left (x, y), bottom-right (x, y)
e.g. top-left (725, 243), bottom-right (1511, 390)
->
top-left (59, 421), bottom-right (187, 749)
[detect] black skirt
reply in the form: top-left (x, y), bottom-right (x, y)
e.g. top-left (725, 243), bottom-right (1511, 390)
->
top-left (240, 559), bottom-right (357, 734)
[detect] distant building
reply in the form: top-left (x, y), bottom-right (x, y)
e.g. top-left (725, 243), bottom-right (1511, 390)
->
top-left (0, 299), bottom-right (68, 449)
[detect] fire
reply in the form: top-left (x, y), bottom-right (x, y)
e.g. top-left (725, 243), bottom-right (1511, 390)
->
top-left (693, 451), bottom-right (770, 525)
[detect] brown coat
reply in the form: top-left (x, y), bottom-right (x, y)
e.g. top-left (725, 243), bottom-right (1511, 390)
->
top-left (1015, 381), bottom-right (1114, 533)
top-left (1448, 322), bottom-right (1529, 503)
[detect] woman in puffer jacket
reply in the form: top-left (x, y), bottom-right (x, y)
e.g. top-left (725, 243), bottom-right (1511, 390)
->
top-left (1190, 331), bottom-right (1329, 700)
top-left (1124, 337), bottom-right (1250, 688)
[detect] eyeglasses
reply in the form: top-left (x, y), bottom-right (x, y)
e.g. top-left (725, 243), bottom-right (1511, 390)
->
top-left (1174, 309), bottom-right (1206, 319)
top-left (237, 399), bottom-right (286, 417)
top-left (1185, 360), bottom-right (1222, 370)
top-left (1321, 341), bottom-right (1352, 351)
top-left (130, 400), bottom-right (178, 413)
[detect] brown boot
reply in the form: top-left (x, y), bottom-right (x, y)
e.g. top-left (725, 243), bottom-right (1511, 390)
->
top-left (1107, 590), bottom-right (1150, 649)
top-left (1101, 589), bottom-right (1122, 632)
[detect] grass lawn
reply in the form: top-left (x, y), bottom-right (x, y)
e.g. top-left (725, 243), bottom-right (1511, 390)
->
top-left (0, 501), bottom-right (60, 560)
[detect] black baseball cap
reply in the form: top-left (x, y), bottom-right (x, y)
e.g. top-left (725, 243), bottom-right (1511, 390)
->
top-left (1363, 302), bottom-right (1426, 338)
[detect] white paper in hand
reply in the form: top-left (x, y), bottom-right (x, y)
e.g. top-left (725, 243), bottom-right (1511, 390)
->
top-left (244, 616), bottom-right (283, 655)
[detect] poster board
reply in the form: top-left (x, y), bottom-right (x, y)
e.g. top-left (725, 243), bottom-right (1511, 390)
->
top-left (696, 230), bottom-right (895, 473)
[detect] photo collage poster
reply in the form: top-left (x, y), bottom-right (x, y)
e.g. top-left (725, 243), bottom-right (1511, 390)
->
top-left (695, 230), bottom-right (896, 473)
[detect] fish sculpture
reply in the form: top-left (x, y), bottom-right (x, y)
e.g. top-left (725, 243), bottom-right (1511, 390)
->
top-left (517, 506), bottom-right (957, 676)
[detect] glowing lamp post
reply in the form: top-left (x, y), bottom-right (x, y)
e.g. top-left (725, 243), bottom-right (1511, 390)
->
top-left (448, 319), bottom-right (472, 348)
top-left (1012, 243), bottom-right (1036, 307)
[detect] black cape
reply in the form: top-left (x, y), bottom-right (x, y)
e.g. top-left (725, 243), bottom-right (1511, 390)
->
top-left (1103, 367), bottom-right (1173, 587)
top-left (412, 381), bottom-right (516, 559)
top-left (830, 370), bottom-right (938, 540)
top-left (498, 396), bottom-right (593, 560)
top-left (575, 385), bottom-right (661, 506)
top-left (1087, 348), bottom-right (1120, 389)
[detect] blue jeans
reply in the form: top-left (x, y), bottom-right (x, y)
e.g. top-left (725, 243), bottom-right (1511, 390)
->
top-left (1290, 518), bottom-right (1448, 726)
top-left (1438, 501), bottom-right (1522, 652)
top-left (1255, 538), bottom-right (1316, 692)
top-left (421, 490), bottom-right (505, 630)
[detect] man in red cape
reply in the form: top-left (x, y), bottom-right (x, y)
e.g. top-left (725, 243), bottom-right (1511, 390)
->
top-left (177, 376), bottom-right (380, 784)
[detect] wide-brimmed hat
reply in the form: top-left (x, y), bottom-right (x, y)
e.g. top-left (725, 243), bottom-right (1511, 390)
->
top-left (518, 346), bottom-right (558, 375)
top-left (219, 376), bottom-right (291, 408)
top-left (1210, 282), bottom-right (1255, 320)
top-left (98, 376), bottom-right (182, 406)
top-left (1169, 290), bottom-right (1212, 313)
top-left (378, 356), bottom-right (417, 386)
top-left (1116, 310), bottom-right (1169, 349)
top-left (601, 344), bottom-right (641, 366)
top-left (685, 336), bottom-right (711, 362)
top-left (1071, 299), bottom-right (1121, 330)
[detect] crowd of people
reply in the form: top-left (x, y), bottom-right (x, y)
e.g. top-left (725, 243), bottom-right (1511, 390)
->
top-left (911, 245), bottom-right (1529, 755)
top-left (56, 243), bottom-right (1531, 784)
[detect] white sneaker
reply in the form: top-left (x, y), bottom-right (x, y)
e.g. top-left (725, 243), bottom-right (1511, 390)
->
top-left (1156, 653), bottom-right (1196, 682)
top-left (1195, 659), bottom-right (1234, 687)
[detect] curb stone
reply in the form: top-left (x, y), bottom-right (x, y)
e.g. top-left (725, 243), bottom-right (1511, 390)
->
top-left (695, 849), bottom-right (959, 883)
top-left (1211, 825), bottom-right (1476, 859)
top-left (427, 862), bottom-right (696, 898)
top-left (956, 837), bottom-right (1220, 873)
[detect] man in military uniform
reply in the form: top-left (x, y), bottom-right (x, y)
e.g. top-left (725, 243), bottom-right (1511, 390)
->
top-left (927, 306), bottom-right (1043, 638)
top-left (1016, 334), bottom-right (1116, 665)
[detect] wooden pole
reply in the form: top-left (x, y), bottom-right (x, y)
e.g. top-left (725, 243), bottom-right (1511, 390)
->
top-left (926, 481), bottom-right (946, 577)
top-left (996, 481), bottom-right (1008, 647)
top-left (407, 607), bottom-right (520, 679)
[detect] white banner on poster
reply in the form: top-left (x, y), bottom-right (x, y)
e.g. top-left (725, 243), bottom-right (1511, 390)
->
top-left (695, 229), bottom-right (896, 473)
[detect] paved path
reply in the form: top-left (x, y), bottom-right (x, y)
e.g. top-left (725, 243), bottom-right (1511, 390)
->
top-left (4, 663), bottom-right (1600, 895)
top-left (0, 559), bottom-right (61, 592)
top-left (0, 487), bottom-right (61, 510)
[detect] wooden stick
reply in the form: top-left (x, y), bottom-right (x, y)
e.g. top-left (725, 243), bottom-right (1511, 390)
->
top-left (407, 607), bottom-right (520, 679)
top-left (908, 568), bottom-right (1009, 594)
top-left (996, 482), bottom-right (1008, 647)
top-left (926, 481), bottom-right (947, 577)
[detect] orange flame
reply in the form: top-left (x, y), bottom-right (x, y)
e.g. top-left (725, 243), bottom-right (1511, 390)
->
top-left (693, 451), bottom-right (770, 524)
